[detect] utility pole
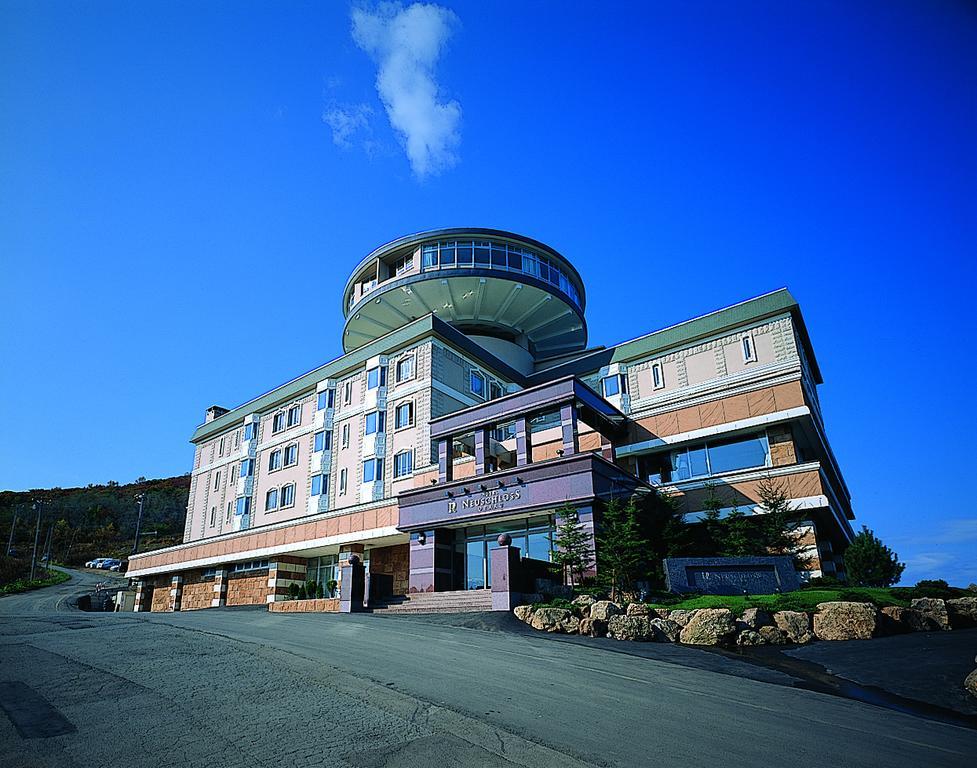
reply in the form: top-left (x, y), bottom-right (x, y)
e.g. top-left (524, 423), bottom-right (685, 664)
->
top-left (64, 526), bottom-right (79, 563)
top-left (29, 501), bottom-right (41, 582)
top-left (5, 510), bottom-right (16, 556)
top-left (41, 523), bottom-right (53, 571)
top-left (132, 494), bottom-right (145, 556)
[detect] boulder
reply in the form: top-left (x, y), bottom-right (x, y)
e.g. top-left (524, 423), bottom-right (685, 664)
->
top-left (571, 594), bottom-right (597, 610)
top-left (813, 602), bottom-right (877, 641)
top-left (736, 630), bottom-right (764, 647)
top-left (590, 600), bottom-right (623, 622)
top-left (679, 609), bottom-right (737, 646)
top-left (879, 606), bottom-right (931, 634)
top-left (667, 609), bottom-right (696, 627)
top-left (530, 607), bottom-right (579, 634)
top-left (737, 607), bottom-right (772, 631)
top-left (513, 605), bottom-right (534, 623)
top-left (626, 603), bottom-right (657, 618)
top-left (607, 615), bottom-right (654, 641)
top-left (649, 618), bottom-right (682, 643)
top-left (758, 626), bottom-right (788, 646)
top-left (946, 597), bottom-right (977, 628)
top-left (578, 617), bottom-right (607, 637)
top-left (911, 598), bottom-right (950, 631)
top-left (773, 611), bottom-right (814, 644)
top-left (966, 669), bottom-right (977, 699)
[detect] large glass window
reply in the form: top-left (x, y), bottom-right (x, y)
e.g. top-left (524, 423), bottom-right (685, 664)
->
top-left (365, 411), bottom-right (385, 435)
top-left (314, 430), bottom-right (331, 452)
top-left (656, 431), bottom-right (771, 483)
top-left (244, 422), bottom-right (257, 441)
top-left (363, 458), bottom-right (382, 483)
top-left (367, 366), bottom-right (386, 389)
top-left (311, 474), bottom-right (327, 496)
top-left (707, 433), bottom-right (770, 474)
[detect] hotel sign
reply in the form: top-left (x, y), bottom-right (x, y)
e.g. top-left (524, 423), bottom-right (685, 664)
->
top-left (447, 488), bottom-right (522, 515)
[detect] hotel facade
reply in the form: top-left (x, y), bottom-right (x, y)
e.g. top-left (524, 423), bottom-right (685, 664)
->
top-left (126, 228), bottom-right (855, 612)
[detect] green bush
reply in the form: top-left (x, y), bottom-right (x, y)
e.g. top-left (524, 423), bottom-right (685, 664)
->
top-left (801, 575), bottom-right (844, 589)
top-left (298, 584), bottom-right (307, 600)
top-left (326, 579), bottom-right (338, 597)
top-left (531, 597), bottom-right (574, 611)
top-left (287, 583), bottom-right (300, 600)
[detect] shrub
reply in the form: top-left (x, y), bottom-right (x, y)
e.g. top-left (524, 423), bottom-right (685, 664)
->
top-left (802, 575), bottom-right (844, 589)
top-left (326, 579), bottom-right (338, 597)
top-left (315, 583), bottom-right (324, 599)
top-left (298, 585), bottom-right (307, 600)
top-left (287, 583), bottom-right (300, 600)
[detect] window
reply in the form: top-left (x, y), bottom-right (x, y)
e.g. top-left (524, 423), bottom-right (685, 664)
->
top-left (395, 401), bottom-right (414, 429)
top-left (218, 436), bottom-right (225, 456)
top-left (232, 559), bottom-right (269, 573)
top-left (742, 335), bottom-right (757, 363)
top-left (213, 471), bottom-right (221, 491)
top-left (283, 443), bottom-right (298, 467)
top-left (280, 483), bottom-right (295, 508)
top-left (342, 381), bottom-right (352, 405)
top-left (228, 463), bottom-right (236, 482)
top-left (268, 449), bottom-right (282, 472)
top-left (602, 374), bottom-right (623, 398)
top-left (367, 366), bottom-right (387, 389)
top-left (665, 432), bottom-right (771, 482)
top-left (470, 370), bottom-right (485, 398)
top-left (394, 450), bottom-right (413, 478)
top-left (652, 362), bottom-right (665, 390)
top-left (244, 422), bottom-right (257, 441)
top-left (210, 507), bottom-right (216, 526)
top-left (314, 430), bottom-right (332, 452)
top-left (395, 355), bottom-right (415, 383)
top-left (225, 502), bottom-right (232, 524)
top-left (317, 390), bottom-right (332, 411)
top-left (339, 468), bottom-right (348, 495)
top-left (365, 410), bottom-right (385, 435)
top-left (272, 412), bottom-right (285, 433)
top-left (287, 404), bottom-right (301, 427)
top-left (363, 458), bottom-right (383, 483)
top-left (341, 423), bottom-right (350, 449)
top-left (311, 474), bottom-right (328, 497)
top-left (235, 496), bottom-right (250, 516)
top-left (265, 488), bottom-right (278, 510)
top-left (394, 254), bottom-right (414, 275)
top-left (240, 459), bottom-right (254, 478)
top-left (490, 382), bottom-right (503, 400)
top-left (234, 430), bottom-right (241, 449)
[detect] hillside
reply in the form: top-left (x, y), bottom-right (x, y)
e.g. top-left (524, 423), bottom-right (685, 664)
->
top-left (0, 475), bottom-right (191, 566)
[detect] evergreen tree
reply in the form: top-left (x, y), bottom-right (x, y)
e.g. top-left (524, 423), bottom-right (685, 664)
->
top-left (844, 526), bottom-right (905, 587)
top-left (551, 504), bottom-right (593, 586)
top-left (756, 475), bottom-right (800, 555)
top-left (595, 498), bottom-right (647, 601)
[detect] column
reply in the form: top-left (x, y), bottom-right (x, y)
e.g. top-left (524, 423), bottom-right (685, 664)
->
top-left (170, 574), bottom-right (183, 612)
top-left (408, 528), bottom-right (455, 593)
top-left (560, 403), bottom-right (578, 456)
top-left (474, 428), bottom-right (490, 475)
top-left (489, 535), bottom-right (522, 611)
top-left (515, 416), bottom-right (532, 466)
top-left (338, 555), bottom-right (366, 613)
top-left (133, 579), bottom-right (146, 612)
top-left (211, 567), bottom-right (228, 608)
top-left (438, 437), bottom-right (453, 483)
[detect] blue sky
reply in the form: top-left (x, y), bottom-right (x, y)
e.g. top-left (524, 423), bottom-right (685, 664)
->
top-left (1, 1), bottom-right (974, 584)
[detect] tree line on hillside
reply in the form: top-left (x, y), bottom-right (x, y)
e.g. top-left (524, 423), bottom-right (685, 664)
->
top-left (0, 475), bottom-right (191, 566)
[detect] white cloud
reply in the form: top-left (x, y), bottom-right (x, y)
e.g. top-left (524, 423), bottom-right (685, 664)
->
top-left (323, 103), bottom-right (374, 148)
top-left (351, 2), bottom-right (461, 178)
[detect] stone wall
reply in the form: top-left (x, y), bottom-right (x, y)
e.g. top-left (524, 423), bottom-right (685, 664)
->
top-left (181, 572), bottom-right (215, 611)
top-left (226, 571), bottom-right (269, 606)
top-left (268, 598), bottom-right (340, 613)
top-left (370, 543), bottom-right (409, 596)
top-left (150, 575), bottom-right (171, 612)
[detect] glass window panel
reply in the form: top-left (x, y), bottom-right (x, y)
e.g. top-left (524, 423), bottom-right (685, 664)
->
top-left (439, 242), bottom-right (456, 266)
top-left (466, 540), bottom-right (486, 590)
top-left (507, 249), bottom-right (522, 270)
top-left (474, 242), bottom-right (491, 265)
top-left (527, 531), bottom-right (552, 562)
top-left (707, 433), bottom-right (770, 474)
top-left (456, 242), bottom-right (473, 266)
top-left (671, 449), bottom-right (691, 481)
top-left (689, 445), bottom-right (709, 478)
top-left (422, 245), bottom-right (438, 269)
top-left (602, 375), bottom-right (620, 397)
top-left (491, 243), bottom-right (507, 267)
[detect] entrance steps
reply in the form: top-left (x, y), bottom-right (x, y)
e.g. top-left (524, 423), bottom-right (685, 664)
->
top-left (368, 589), bottom-right (493, 614)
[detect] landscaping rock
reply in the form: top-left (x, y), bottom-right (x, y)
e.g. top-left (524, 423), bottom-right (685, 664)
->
top-left (946, 597), bottom-right (977, 628)
top-left (607, 615), bottom-right (653, 641)
top-left (879, 606), bottom-right (931, 634)
top-left (966, 669), bottom-right (977, 699)
top-left (758, 626), bottom-right (788, 646)
top-left (679, 609), bottom-right (737, 646)
top-left (737, 607), bottom-right (772, 631)
top-left (625, 603), bottom-right (656, 618)
top-left (773, 611), bottom-right (814, 644)
top-left (579, 617), bottom-right (607, 637)
top-left (667, 609), bottom-right (696, 627)
top-left (530, 607), bottom-right (578, 633)
top-left (590, 600), bottom-right (623, 622)
top-left (910, 598), bottom-right (950, 631)
top-left (513, 605), bottom-right (534, 623)
top-left (736, 629), bottom-right (764, 646)
top-left (571, 594), bottom-right (597, 610)
top-left (649, 618), bottom-right (681, 643)
top-left (813, 602), bottom-right (877, 641)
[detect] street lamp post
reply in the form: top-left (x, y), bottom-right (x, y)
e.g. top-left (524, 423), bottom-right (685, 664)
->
top-left (132, 494), bottom-right (146, 556)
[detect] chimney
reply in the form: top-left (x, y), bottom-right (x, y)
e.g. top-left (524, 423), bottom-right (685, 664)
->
top-left (205, 405), bottom-right (229, 423)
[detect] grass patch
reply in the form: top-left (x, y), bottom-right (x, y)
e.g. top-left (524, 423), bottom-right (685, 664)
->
top-left (0, 568), bottom-right (71, 596)
top-left (650, 587), bottom-right (910, 614)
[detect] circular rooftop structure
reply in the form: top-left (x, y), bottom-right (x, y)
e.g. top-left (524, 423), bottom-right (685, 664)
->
top-left (342, 228), bottom-right (587, 360)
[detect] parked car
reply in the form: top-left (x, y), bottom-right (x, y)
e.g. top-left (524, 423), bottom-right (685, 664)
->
top-left (98, 559), bottom-right (122, 570)
top-left (85, 558), bottom-right (110, 569)
top-left (109, 561), bottom-right (127, 573)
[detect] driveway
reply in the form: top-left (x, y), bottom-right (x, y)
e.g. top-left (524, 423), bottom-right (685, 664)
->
top-left (0, 569), bottom-right (974, 767)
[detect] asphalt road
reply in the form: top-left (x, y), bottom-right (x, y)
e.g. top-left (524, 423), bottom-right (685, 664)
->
top-left (0, 569), bottom-right (975, 767)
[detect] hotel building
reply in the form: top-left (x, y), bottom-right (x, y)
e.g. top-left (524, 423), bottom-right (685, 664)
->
top-left (126, 228), bottom-right (855, 612)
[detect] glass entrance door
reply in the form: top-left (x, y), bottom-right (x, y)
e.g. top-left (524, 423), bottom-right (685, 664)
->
top-left (466, 539), bottom-right (487, 590)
